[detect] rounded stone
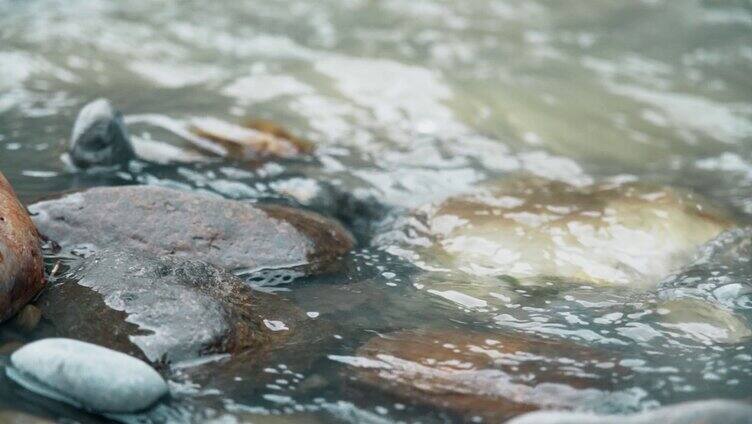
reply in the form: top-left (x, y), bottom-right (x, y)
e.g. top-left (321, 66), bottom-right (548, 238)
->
top-left (68, 98), bottom-right (135, 169)
top-left (29, 185), bottom-right (354, 275)
top-left (6, 338), bottom-right (168, 413)
top-left (383, 177), bottom-right (731, 288)
top-left (0, 172), bottom-right (45, 323)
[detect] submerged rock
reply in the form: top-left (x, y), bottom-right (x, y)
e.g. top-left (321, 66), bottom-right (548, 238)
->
top-left (655, 298), bottom-right (751, 344)
top-left (340, 329), bottom-right (636, 422)
top-left (6, 338), bottom-right (168, 413)
top-left (189, 117), bottom-right (314, 159)
top-left (34, 249), bottom-right (307, 364)
top-left (29, 185), bottom-right (353, 275)
top-left (658, 227), bottom-right (752, 311)
top-left (0, 172), bottom-right (44, 323)
top-left (0, 410), bottom-right (55, 424)
top-left (382, 177), bottom-right (731, 288)
top-left (654, 227), bottom-right (752, 344)
top-left (68, 99), bottom-right (136, 169)
top-left (507, 399), bottom-right (752, 424)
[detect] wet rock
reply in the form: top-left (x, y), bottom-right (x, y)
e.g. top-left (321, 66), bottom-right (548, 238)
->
top-left (655, 227), bottom-right (752, 343)
top-left (216, 412), bottom-right (324, 424)
top-left (298, 373), bottom-right (329, 392)
top-left (246, 413), bottom-right (324, 424)
top-left (655, 298), bottom-right (751, 344)
top-left (10, 304), bottom-right (41, 333)
top-left (29, 185), bottom-right (354, 275)
top-left (0, 340), bottom-right (24, 355)
top-left (34, 249), bottom-right (307, 364)
top-left (507, 399), bottom-right (752, 424)
top-left (0, 410), bottom-right (55, 424)
top-left (68, 100), bottom-right (312, 167)
top-left (6, 338), bottom-right (168, 413)
top-left (240, 175), bottom-right (387, 243)
top-left (381, 177), bottom-right (731, 288)
top-left (130, 136), bottom-right (211, 165)
top-left (658, 227), bottom-right (752, 311)
top-left (340, 329), bottom-right (637, 422)
top-left (68, 99), bottom-right (136, 169)
top-left (190, 117), bottom-right (313, 159)
top-left (245, 118), bottom-right (315, 153)
top-left (0, 172), bottom-right (44, 323)
top-left (291, 181), bottom-right (387, 244)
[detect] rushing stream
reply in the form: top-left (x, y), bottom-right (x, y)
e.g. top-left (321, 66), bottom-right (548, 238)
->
top-left (1, 0), bottom-right (752, 422)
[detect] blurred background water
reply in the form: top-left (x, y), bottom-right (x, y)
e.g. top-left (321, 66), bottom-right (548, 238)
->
top-left (1, 0), bottom-right (751, 422)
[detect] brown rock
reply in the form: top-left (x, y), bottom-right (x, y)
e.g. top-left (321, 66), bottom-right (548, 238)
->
top-left (344, 329), bottom-right (630, 422)
top-left (29, 185), bottom-right (353, 275)
top-left (0, 340), bottom-right (24, 355)
top-left (245, 119), bottom-right (314, 153)
top-left (10, 304), bottom-right (41, 333)
top-left (190, 117), bottom-right (313, 159)
top-left (0, 172), bottom-right (44, 323)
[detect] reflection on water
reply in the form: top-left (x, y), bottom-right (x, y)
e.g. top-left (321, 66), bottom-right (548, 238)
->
top-left (1, 0), bottom-right (751, 422)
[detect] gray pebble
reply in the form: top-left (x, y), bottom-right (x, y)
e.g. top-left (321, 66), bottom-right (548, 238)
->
top-left (6, 338), bottom-right (168, 413)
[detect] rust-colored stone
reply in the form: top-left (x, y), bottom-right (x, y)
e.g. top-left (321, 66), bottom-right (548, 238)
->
top-left (347, 329), bottom-right (628, 422)
top-left (245, 118), bottom-right (314, 153)
top-left (190, 117), bottom-right (313, 160)
top-left (0, 172), bottom-right (44, 323)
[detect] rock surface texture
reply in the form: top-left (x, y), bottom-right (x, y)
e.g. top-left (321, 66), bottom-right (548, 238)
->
top-left (29, 185), bottom-right (354, 274)
top-left (0, 172), bottom-right (44, 323)
top-left (6, 338), bottom-right (168, 413)
top-left (35, 249), bottom-right (308, 364)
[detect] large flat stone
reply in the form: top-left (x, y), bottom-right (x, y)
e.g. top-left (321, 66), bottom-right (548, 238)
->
top-left (29, 185), bottom-right (354, 275)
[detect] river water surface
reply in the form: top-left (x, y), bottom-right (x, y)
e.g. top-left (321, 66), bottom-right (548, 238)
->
top-left (1, 0), bottom-right (752, 423)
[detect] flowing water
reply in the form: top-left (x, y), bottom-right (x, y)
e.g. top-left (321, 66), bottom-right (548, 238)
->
top-left (1, 0), bottom-right (752, 422)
